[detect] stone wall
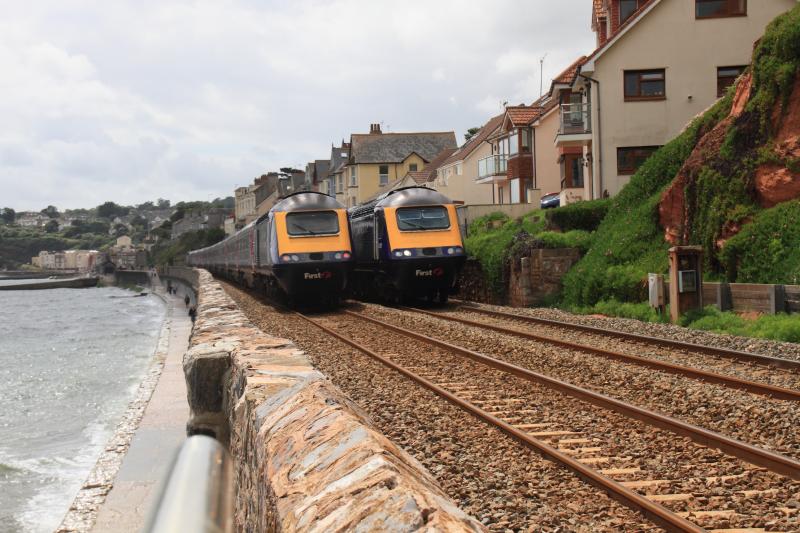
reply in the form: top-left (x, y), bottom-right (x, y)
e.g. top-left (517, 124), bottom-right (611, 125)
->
top-left (456, 259), bottom-right (503, 305)
top-left (183, 268), bottom-right (483, 532)
top-left (508, 248), bottom-right (582, 307)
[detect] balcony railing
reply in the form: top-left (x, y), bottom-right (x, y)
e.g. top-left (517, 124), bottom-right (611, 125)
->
top-left (477, 154), bottom-right (508, 180)
top-left (559, 103), bottom-right (591, 135)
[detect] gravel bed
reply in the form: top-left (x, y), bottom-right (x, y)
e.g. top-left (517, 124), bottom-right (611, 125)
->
top-left (466, 301), bottom-right (800, 362)
top-left (441, 309), bottom-right (800, 392)
top-left (219, 281), bottom-right (656, 532)
top-left (359, 303), bottom-right (800, 461)
top-left (319, 312), bottom-right (799, 532)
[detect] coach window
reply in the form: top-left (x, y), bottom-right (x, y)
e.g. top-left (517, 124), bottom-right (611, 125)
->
top-left (286, 211), bottom-right (339, 236)
top-left (396, 206), bottom-right (450, 231)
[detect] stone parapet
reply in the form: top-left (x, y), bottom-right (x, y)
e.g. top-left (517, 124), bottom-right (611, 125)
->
top-left (186, 268), bottom-right (483, 532)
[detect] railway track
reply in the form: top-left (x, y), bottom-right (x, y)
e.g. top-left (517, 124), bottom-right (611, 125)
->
top-left (451, 300), bottom-right (800, 372)
top-left (297, 308), bottom-right (800, 532)
top-left (403, 305), bottom-right (800, 401)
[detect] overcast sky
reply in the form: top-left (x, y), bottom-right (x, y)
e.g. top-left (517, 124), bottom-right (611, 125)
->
top-left (1, 1), bottom-right (594, 211)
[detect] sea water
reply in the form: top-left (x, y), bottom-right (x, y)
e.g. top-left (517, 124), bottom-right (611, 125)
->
top-left (0, 285), bottom-right (164, 532)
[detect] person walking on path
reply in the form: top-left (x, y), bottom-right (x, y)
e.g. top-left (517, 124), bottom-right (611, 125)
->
top-left (184, 295), bottom-right (190, 308)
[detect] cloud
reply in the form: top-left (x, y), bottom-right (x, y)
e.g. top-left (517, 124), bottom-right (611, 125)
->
top-left (0, 0), bottom-right (594, 210)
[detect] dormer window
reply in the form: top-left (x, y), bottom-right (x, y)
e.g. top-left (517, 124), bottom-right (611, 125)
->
top-left (620, 0), bottom-right (639, 25)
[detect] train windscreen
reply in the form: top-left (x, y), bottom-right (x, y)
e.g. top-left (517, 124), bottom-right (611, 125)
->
top-left (396, 206), bottom-right (450, 231)
top-left (286, 211), bottom-right (339, 236)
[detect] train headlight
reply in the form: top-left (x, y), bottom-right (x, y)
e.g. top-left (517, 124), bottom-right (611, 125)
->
top-left (291, 255), bottom-right (300, 261)
top-left (403, 249), bottom-right (412, 257)
top-left (447, 247), bottom-right (454, 254)
top-left (334, 252), bottom-right (342, 259)
top-left (394, 251), bottom-right (403, 257)
top-left (281, 254), bottom-right (290, 262)
top-left (342, 252), bottom-right (351, 259)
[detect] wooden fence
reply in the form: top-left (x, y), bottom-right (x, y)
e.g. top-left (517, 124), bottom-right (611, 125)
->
top-left (666, 281), bottom-right (799, 314)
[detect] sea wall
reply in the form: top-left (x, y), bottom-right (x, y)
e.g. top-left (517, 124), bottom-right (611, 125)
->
top-left (169, 267), bottom-right (483, 532)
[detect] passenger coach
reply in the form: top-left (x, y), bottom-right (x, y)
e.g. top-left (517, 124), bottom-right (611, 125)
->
top-left (348, 186), bottom-right (465, 304)
top-left (188, 192), bottom-right (353, 305)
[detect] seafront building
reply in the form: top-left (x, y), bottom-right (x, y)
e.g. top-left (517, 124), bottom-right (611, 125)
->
top-left (558, 0), bottom-right (796, 200)
top-left (32, 250), bottom-right (101, 271)
top-left (286, 1), bottom-right (797, 213)
top-left (338, 124), bottom-right (458, 207)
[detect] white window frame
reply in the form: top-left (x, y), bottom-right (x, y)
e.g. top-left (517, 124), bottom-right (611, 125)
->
top-left (349, 166), bottom-right (357, 187)
top-left (379, 165), bottom-right (389, 186)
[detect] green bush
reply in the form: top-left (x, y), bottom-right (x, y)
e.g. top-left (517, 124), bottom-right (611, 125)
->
top-left (545, 199), bottom-right (612, 232)
top-left (573, 299), bottom-right (666, 323)
top-left (720, 200), bottom-right (800, 284)
top-left (747, 314), bottom-right (800, 343)
top-left (560, 94), bottom-right (733, 307)
top-left (536, 230), bottom-right (593, 253)
top-left (679, 306), bottom-right (800, 343)
top-left (464, 211), bottom-right (592, 294)
top-left (464, 213), bottom-right (521, 293)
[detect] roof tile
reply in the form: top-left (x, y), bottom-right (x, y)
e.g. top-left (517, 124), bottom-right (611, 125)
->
top-left (350, 132), bottom-right (457, 164)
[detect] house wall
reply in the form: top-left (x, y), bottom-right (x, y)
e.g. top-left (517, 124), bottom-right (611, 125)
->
top-left (587, 0), bottom-right (794, 197)
top-left (435, 142), bottom-right (494, 206)
top-left (533, 107), bottom-right (562, 195)
top-left (351, 153), bottom-right (427, 205)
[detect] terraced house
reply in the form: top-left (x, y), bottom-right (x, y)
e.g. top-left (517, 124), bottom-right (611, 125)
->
top-left (472, 58), bottom-right (583, 206)
top-left (340, 124), bottom-right (457, 207)
top-left (559, 0), bottom-right (796, 201)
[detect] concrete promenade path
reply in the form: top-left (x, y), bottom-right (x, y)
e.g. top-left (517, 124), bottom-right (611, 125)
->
top-left (92, 287), bottom-right (191, 532)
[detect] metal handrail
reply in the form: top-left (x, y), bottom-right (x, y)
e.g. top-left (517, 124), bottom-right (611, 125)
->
top-left (477, 154), bottom-right (508, 179)
top-left (558, 102), bottom-right (591, 134)
top-left (144, 435), bottom-right (233, 533)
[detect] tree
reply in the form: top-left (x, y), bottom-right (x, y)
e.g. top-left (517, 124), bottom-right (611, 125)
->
top-left (44, 219), bottom-right (59, 233)
top-left (464, 127), bottom-right (482, 142)
top-left (0, 208), bottom-right (15, 224)
top-left (157, 198), bottom-right (171, 209)
top-left (84, 221), bottom-right (110, 235)
top-left (130, 215), bottom-right (148, 227)
top-left (97, 201), bottom-right (129, 220)
top-left (280, 167), bottom-right (303, 174)
top-left (113, 223), bottom-right (129, 236)
top-left (137, 201), bottom-right (155, 210)
top-left (41, 205), bottom-right (59, 219)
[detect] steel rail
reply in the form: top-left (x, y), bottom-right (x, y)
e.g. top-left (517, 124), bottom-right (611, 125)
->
top-left (451, 300), bottom-right (800, 371)
top-left (295, 311), bottom-right (704, 533)
top-left (344, 310), bottom-right (800, 481)
top-left (404, 307), bottom-right (800, 402)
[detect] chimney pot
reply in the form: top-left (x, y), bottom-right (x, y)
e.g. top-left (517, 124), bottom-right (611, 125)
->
top-left (370, 123), bottom-right (382, 134)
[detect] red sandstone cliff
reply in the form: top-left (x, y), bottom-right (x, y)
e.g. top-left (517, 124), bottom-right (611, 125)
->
top-left (659, 70), bottom-right (800, 247)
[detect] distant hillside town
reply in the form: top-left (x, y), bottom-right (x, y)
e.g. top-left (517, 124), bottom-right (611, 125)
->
top-left (1, 0), bottom-right (795, 272)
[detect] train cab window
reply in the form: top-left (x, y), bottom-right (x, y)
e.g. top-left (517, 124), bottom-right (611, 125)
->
top-left (286, 211), bottom-right (339, 236)
top-left (396, 206), bottom-right (450, 231)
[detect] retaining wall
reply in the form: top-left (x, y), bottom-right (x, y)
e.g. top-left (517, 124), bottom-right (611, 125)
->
top-left (171, 267), bottom-right (483, 532)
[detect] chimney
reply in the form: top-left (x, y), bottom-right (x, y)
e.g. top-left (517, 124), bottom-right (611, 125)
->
top-left (370, 123), bottom-right (382, 134)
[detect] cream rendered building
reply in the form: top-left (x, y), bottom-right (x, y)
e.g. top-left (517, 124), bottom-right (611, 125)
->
top-left (342, 124), bottom-right (457, 206)
top-left (434, 115), bottom-right (502, 205)
top-left (560, 0), bottom-right (796, 200)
